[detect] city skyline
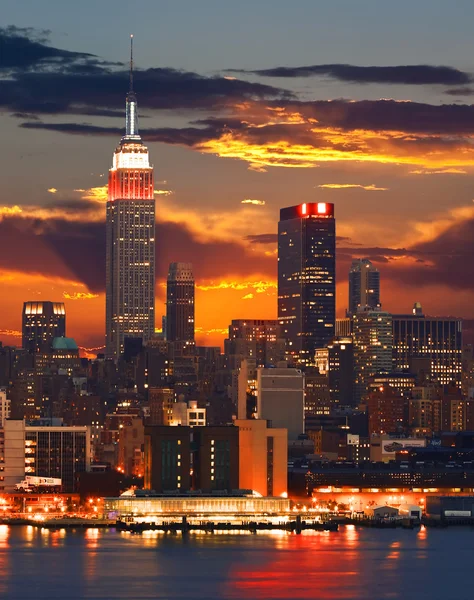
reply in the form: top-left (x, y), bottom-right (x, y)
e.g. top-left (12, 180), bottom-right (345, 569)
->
top-left (3, 3), bottom-right (474, 353)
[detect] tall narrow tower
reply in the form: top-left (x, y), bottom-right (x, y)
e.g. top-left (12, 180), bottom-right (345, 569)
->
top-left (348, 258), bottom-right (380, 315)
top-left (166, 262), bottom-right (195, 351)
top-left (106, 36), bottom-right (155, 360)
top-left (278, 202), bottom-right (336, 365)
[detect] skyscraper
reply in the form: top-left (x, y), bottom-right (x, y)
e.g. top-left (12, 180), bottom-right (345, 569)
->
top-left (353, 308), bottom-right (393, 403)
top-left (22, 302), bottom-right (66, 353)
top-left (348, 258), bottom-right (380, 314)
top-left (278, 202), bottom-right (336, 365)
top-left (166, 262), bottom-right (195, 349)
top-left (224, 319), bottom-right (285, 368)
top-left (106, 38), bottom-right (155, 360)
top-left (392, 303), bottom-right (462, 387)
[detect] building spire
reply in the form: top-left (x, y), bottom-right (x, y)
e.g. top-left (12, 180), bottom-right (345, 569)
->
top-left (124, 34), bottom-right (140, 141)
top-left (129, 34), bottom-right (134, 93)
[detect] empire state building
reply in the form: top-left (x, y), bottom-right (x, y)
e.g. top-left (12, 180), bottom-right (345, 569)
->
top-left (106, 37), bottom-right (155, 359)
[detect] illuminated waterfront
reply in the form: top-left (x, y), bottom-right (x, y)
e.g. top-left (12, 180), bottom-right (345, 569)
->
top-left (0, 525), bottom-right (473, 599)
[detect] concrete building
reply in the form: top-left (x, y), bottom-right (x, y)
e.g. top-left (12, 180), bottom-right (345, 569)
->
top-left (257, 366), bottom-right (304, 440)
top-left (144, 425), bottom-right (239, 493)
top-left (148, 387), bottom-right (175, 425)
top-left (237, 358), bottom-right (257, 420)
top-left (117, 415), bottom-right (145, 477)
top-left (235, 419), bottom-right (287, 497)
top-left (144, 426), bottom-right (191, 492)
top-left (278, 202), bottom-right (336, 365)
top-left (0, 389), bottom-right (10, 428)
top-left (22, 301), bottom-right (66, 354)
top-left (364, 385), bottom-right (406, 436)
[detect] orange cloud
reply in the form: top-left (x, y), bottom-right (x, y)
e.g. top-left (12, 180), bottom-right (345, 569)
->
top-left (196, 280), bottom-right (276, 294)
top-left (74, 186), bottom-right (108, 203)
top-left (409, 168), bottom-right (468, 175)
top-left (63, 292), bottom-right (99, 300)
top-left (318, 183), bottom-right (388, 191)
top-left (241, 199), bottom-right (266, 205)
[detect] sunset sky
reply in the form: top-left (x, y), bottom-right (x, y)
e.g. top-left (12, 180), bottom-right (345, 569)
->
top-left (3, 0), bottom-right (474, 352)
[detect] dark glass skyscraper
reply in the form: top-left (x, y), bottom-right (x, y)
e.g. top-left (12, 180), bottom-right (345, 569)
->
top-left (348, 258), bottom-right (380, 314)
top-left (166, 262), bottom-right (195, 350)
top-left (22, 301), bottom-right (66, 353)
top-left (278, 202), bottom-right (336, 365)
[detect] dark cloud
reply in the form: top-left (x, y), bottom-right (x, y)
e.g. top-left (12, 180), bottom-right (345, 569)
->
top-left (19, 121), bottom-right (220, 146)
top-left (0, 25), bottom-right (104, 74)
top-left (22, 98), bottom-right (474, 152)
top-left (236, 64), bottom-right (472, 86)
top-left (445, 87), bottom-right (474, 96)
top-left (0, 28), bottom-right (291, 119)
top-left (0, 212), bottom-right (274, 293)
top-left (245, 233), bottom-right (277, 244)
top-left (282, 99), bottom-right (474, 135)
top-left (338, 218), bottom-right (474, 293)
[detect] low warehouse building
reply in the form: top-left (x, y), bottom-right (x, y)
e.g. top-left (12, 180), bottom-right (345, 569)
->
top-left (367, 505), bottom-right (399, 519)
top-left (398, 504), bottom-right (422, 519)
top-left (426, 496), bottom-right (474, 519)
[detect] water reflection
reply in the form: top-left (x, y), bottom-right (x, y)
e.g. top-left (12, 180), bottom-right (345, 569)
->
top-left (0, 525), bottom-right (473, 600)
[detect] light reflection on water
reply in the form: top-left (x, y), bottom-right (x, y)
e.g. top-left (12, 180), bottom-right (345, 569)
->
top-left (0, 526), bottom-right (473, 599)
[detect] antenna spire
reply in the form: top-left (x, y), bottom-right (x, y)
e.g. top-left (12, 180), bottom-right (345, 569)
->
top-left (129, 34), bottom-right (134, 92)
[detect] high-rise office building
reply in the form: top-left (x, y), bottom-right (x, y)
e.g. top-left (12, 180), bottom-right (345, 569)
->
top-left (22, 302), bottom-right (66, 353)
top-left (106, 39), bottom-right (155, 360)
top-left (327, 337), bottom-right (354, 406)
top-left (392, 304), bottom-right (462, 387)
top-left (353, 309), bottom-right (393, 403)
top-left (278, 202), bottom-right (336, 365)
top-left (348, 259), bottom-right (380, 314)
top-left (166, 263), bottom-right (195, 349)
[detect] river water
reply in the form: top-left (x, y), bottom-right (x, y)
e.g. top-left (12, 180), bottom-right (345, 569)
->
top-left (0, 524), bottom-right (472, 599)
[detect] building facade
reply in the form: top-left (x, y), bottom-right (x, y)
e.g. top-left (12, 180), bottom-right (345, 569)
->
top-left (225, 319), bottom-right (285, 369)
top-left (166, 262), bottom-right (195, 349)
top-left (392, 306), bottom-right (462, 387)
top-left (106, 50), bottom-right (155, 360)
top-left (348, 258), bottom-right (380, 315)
top-left (257, 366), bottom-right (304, 440)
top-left (353, 309), bottom-right (393, 403)
top-left (278, 202), bottom-right (336, 365)
top-left (144, 425), bottom-right (239, 493)
top-left (235, 419), bottom-right (287, 497)
top-left (2, 419), bottom-right (90, 492)
top-left (22, 302), bottom-right (66, 353)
